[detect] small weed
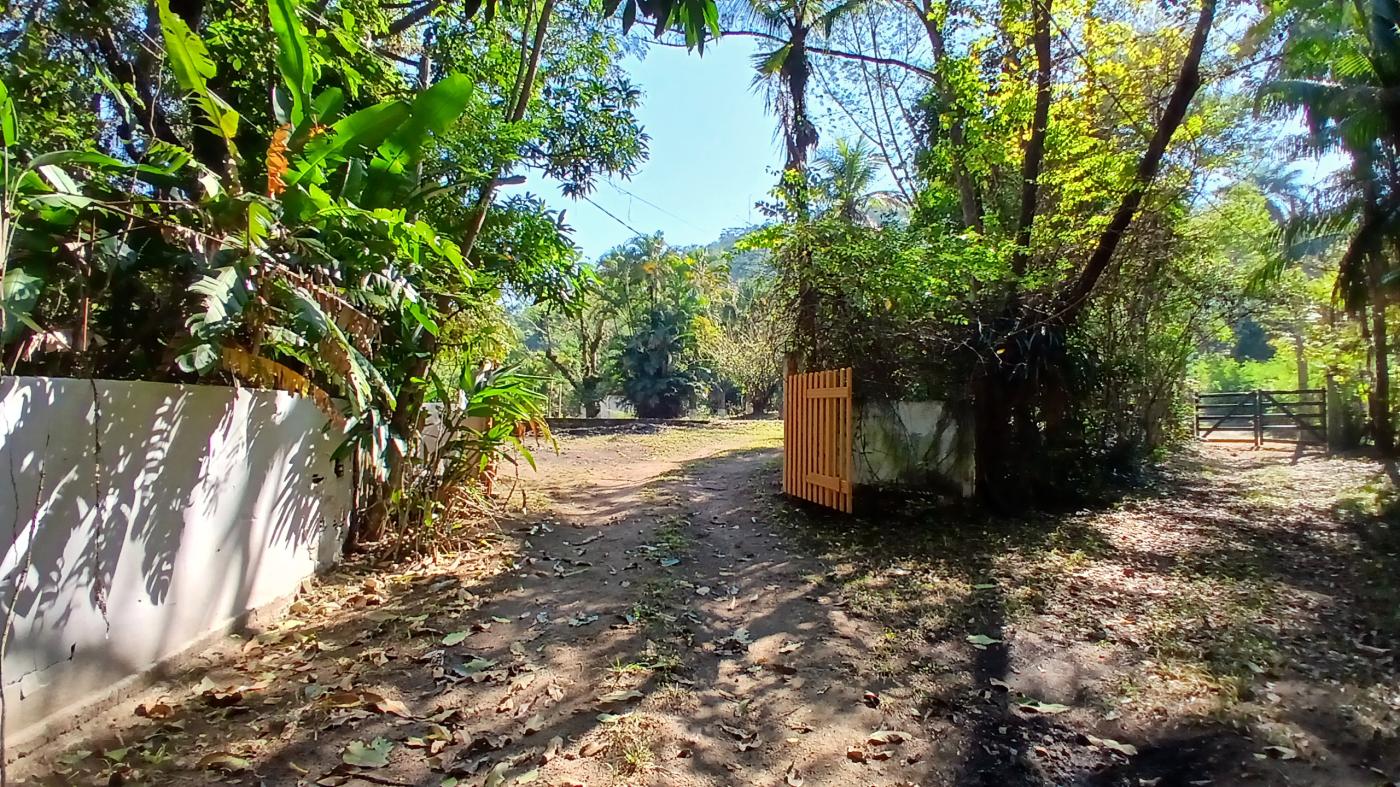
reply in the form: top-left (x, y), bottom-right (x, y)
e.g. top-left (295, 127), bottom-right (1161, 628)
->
top-left (652, 517), bottom-right (690, 553)
top-left (606, 658), bottom-right (652, 681)
top-left (649, 683), bottom-right (699, 713)
top-left (606, 651), bottom-right (682, 682)
top-left (603, 714), bottom-right (662, 775)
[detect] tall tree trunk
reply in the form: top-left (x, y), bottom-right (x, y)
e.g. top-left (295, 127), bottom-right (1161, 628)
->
top-left (783, 31), bottom-right (819, 368)
top-left (1294, 329), bottom-right (1309, 390)
top-left (1011, 0), bottom-right (1053, 276)
top-left (974, 0), bottom-right (1217, 503)
top-left (360, 0), bottom-right (555, 543)
top-left (749, 388), bottom-right (772, 417)
top-left (916, 1), bottom-right (981, 230)
top-left (459, 0), bottom-right (555, 261)
top-left (1368, 254), bottom-right (1393, 453)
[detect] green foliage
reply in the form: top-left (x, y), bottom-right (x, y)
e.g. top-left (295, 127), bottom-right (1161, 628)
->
top-left (1191, 351), bottom-right (1317, 393)
top-left (752, 212), bottom-right (1012, 400)
top-left (699, 277), bottom-right (785, 414)
top-left (157, 0), bottom-right (242, 157)
top-left (0, 0), bottom-right (718, 552)
top-left (618, 306), bottom-right (699, 418)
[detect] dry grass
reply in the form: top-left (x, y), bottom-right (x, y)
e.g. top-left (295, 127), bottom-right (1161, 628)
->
top-left (600, 713), bottom-right (664, 776)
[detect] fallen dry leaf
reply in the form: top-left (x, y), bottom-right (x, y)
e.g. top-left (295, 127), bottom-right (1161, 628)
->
top-left (720, 724), bottom-right (756, 741)
top-left (596, 689), bottom-right (643, 705)
top-left (579, 739), bottom-right (607, 757)
top-left (135, 701), bottom-right (173, 719)
top-left (342, 737), bottom-right (394, 768)
top-left (324, 691), bottom-right (362, 708)
top-left (362, 691), bottom-right (413, 718)
top-left (540, 736), bottom-right (564, 764)
top-left (1085, 734), bottom-right (1137, 757)
top-left (196, 752), bottom-right (250, 772)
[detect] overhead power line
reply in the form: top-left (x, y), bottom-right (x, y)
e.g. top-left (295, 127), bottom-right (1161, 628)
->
top-left (580, 193), bottom-right (651, 239)
top-left (604, 180), bottom-right (706, 232)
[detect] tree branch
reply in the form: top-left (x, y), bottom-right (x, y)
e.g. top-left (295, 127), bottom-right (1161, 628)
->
top-left (542, 345), bottom-right (580, 387)
top-left (1057, 0), bottom-right (1218, 321)
top-left (386, 0), bottom-right (446, 36)
top-left (720, 29), bottom-right (935, 80)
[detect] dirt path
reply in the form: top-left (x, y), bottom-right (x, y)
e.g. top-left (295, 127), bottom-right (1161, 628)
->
top-left (16, 426), bottom-right (1400, 787)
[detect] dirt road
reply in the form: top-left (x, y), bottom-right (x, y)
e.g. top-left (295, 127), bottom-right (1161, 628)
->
top-left (19, 423), bottom-right (1400, 787)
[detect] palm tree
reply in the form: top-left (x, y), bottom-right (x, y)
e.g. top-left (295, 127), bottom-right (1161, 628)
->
top-left (732, 0), bottom-right (862, 207)
top-left (727, 0), bottom-right (861, 369)
top-left (1262, 0), bottom-right (1400, 451)
top-left (814, 137), bottom-right (907, 223)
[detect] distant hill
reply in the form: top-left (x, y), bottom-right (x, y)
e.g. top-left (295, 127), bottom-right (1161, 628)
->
top-left (691, 225), bottom-right (773, 281)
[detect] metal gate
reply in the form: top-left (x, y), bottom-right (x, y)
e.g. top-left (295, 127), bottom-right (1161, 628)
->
top-left (783, 367), bottom-right (854, 513)
top-left (1195, 388), bottom-right (1327, 447)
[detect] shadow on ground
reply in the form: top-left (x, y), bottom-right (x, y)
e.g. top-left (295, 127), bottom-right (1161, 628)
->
top-left (16, 436), bottom-right (1400, 787)
top-left (781, 443), bottom-right (1400, 786)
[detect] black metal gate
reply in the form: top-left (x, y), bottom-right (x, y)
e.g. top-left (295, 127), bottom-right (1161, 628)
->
top-left (1194, 389), bottom-right (1327, 447)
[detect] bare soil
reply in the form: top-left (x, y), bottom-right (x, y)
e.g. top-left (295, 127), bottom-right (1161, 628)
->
top-left (14, 423), bottom-right (1400, 787)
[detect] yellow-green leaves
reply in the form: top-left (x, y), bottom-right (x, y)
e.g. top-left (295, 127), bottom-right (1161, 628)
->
top-left (378, 74), bottom-right (475, 171)
top-left (156, 0), bottom-right (240, 157)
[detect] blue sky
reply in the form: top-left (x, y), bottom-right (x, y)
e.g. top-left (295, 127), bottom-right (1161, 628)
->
top-left (505, 37), bottom-right (783, 261)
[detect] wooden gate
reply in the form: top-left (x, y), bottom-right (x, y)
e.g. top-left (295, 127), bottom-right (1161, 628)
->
top-left (783, 367), bottom-right (854, 513)
top-left (1195, 388), bottom-right (1327, 447)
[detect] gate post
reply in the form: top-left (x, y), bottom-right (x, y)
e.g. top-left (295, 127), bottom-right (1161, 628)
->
top-left (1253, 389), bottom-right (1263, 448)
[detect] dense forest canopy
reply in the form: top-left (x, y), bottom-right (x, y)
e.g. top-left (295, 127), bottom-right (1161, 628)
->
top-left (1, 0), bottom-right (1398, 534)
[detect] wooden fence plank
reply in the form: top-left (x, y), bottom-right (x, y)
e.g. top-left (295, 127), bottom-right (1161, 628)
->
top-left (843, 367), bottom-right (853, 512)
top-left (803, 370), bottom-right (813, 502)
top-left (783, 367), bottom-right (856, 513)
top-left (825, 369), bottom-right (835, 509)
top-left (800, 369), bottom-right (812, 498)
top-left (784, 370), bottom-right (792, 495)
top-left (816, 369), bottom-right (827, 508)
top-left (824, 369), bottom-right (832, 509)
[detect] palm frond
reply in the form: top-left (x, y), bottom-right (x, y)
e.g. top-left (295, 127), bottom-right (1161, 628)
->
top-left (815, 0), bottom-right (864, 36)
top-left (752, 44), bottom-right (791, 77)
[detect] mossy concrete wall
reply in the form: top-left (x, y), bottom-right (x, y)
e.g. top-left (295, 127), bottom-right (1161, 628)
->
top-left (852, 400), bottom-right (975, 498)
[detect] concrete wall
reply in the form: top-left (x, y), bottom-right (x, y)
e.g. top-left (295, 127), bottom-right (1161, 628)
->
top-left (852, 400), bottom-right (975, 498)
top-left (0, 377), bottom-right (351, 746)
top-left (419, 402), bottom-right (489, 474)
top-left (597, 396), bottom-right (630, 418)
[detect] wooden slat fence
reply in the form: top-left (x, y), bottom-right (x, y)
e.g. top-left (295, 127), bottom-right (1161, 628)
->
top-left (783, 367), bottom-right (854, 513)
top-left (1194, 388), bottom-right (1327, 447)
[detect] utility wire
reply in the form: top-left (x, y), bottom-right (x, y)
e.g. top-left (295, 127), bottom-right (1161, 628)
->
top-left (580, 192), bottom-right (652, 239)
top-left (604, 180), bottom-right (706, 231)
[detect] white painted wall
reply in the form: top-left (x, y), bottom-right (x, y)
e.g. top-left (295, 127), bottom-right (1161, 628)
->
top-left (853, 400), bottom-right (975, 498)
top-left (0, 377), bottom-right (351, 745)
top-left (597, 396), bottom-right (630, 418)
top-left (418, 402), bottom-right (488, 473)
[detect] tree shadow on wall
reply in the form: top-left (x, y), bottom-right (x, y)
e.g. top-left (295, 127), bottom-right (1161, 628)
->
top-left (0, 377), bottom-right (346, 753)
